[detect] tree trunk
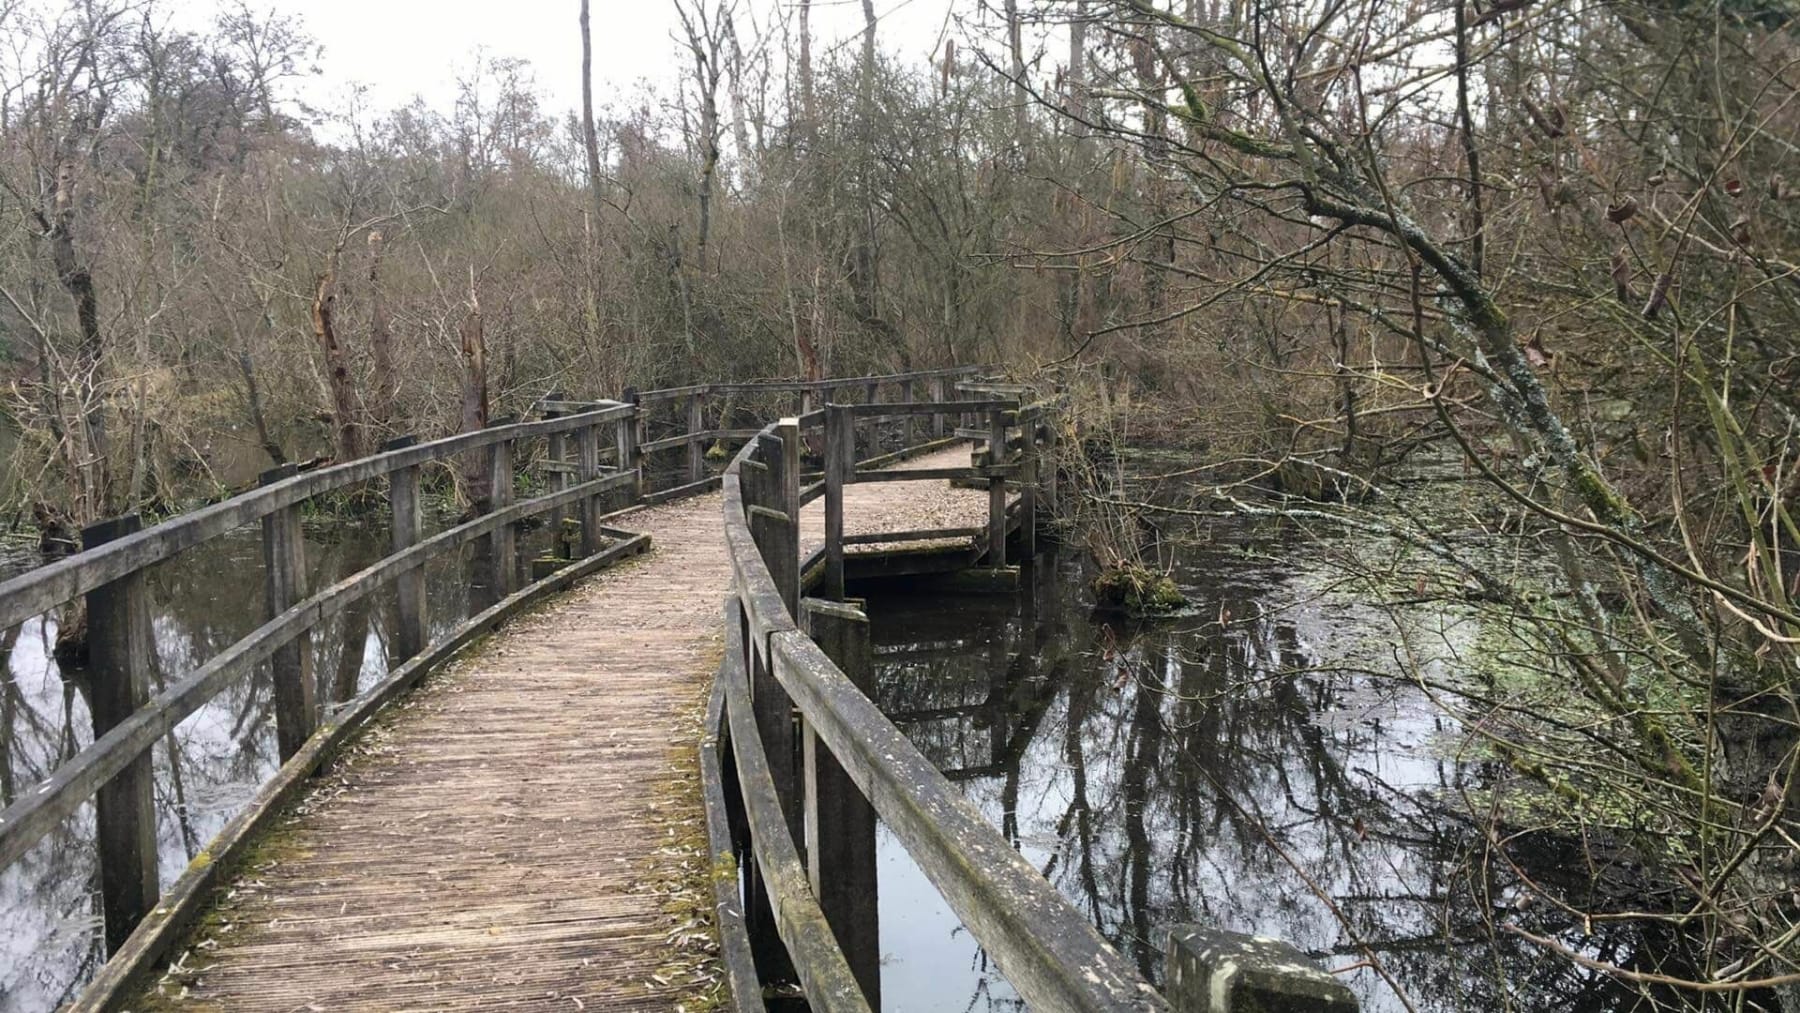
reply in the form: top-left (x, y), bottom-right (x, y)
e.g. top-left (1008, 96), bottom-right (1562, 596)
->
top-left (47, 160), bottom-right (109, 520)
top-left (797, 0), bottom-right (815, 134)
top-left (459, 272), bottom-right (490, 508)
top-left (1068, 2), bottom-right (1087, 142)
top-left (1005, 0), bottom-right (1028, 144)
top-left (726, 15), bottom-right (756, 184)
top-left (579, 0), bottom-right (607, 353)
top-left (367, 229), bottom-right (398, 437)
top-left (311, 253), bottom-right (361, 461)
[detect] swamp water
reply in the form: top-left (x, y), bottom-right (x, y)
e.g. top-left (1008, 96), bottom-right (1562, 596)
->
top-left (859, 487), bottom-right (1668, 1011)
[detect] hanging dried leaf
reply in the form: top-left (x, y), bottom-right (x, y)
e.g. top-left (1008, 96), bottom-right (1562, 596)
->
top-left (1523, 331), bottom-right (1554, 368)
top-left (1731, 217), bottom-right (1752, 246)
top-left (1643, 272), bottom-right (1672, 319)
top-left (1610, 249), bottom-right (1633, 304)
top-left (1523, 97), bottom-right (1565, 138)
top-left (1725, 177), bottom-right (1744, 197)
top-left (1605, 196), bottom-right (1638, 223)
top-left (1535, 166), bottom-right (1558, 209)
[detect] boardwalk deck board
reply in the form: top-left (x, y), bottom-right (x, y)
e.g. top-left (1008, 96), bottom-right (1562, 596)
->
top-left (134, 445), bottom-right (984, 1012)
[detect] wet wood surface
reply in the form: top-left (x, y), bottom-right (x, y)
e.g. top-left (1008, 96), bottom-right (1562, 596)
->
top-left (135, 445), bottom-right (984, 1012)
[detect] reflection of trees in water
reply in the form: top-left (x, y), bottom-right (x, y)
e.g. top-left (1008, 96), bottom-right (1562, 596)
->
top-left (0, 517), bottom-right (512, 1012)
top-left (872, 549), bottom-right (1656, 1013)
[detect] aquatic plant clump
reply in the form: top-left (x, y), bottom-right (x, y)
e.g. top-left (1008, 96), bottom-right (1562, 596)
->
top-left (1090, 564), bottom-right (1187, 616)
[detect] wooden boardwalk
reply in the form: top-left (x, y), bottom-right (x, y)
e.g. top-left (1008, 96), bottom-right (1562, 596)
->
top-left (135, 445), bottom-right (986, 1012)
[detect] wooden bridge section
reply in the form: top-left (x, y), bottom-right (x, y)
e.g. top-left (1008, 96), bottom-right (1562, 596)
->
top-left (0, 366), bottom-right (1357, 1013)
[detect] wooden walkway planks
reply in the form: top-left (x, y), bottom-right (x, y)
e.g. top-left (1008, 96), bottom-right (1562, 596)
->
top-left (134, 444), bottom-right (984, 1012)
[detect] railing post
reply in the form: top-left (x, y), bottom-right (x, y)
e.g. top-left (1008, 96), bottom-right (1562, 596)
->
top-left (801, 598), bottom-right (880, 1007)
top-left (861, 380), bottom-right (880, 453)
top-left (259, 465), bottom-right (316, 760)
top-left (81, 514), bottom-right (158, 955)
top-left (687, 391), bottom-right (706, 484)
top-left (773, 418), bottom-right (802, 616)
top-left (1163, 926), bottom-right (1358, 1011)
top-left (986, 407), bottom-right (1008, 567)
top-left (930, 376), bottom-right (946, 438)
top-left (487, 426), bottom-right (516, 598)
top-left (1020, 409), bottom-right (1038, 559)
top-left (577, 423), bottom-right (604, 555)
top-left (902, 378), bottom-right (916, 446)
top-left (545, 394), bottom-right (572, 559)
top-left (824, 402), bottom-right (852, 600)
top-left (619, 388), bottom-right (643, 502)
top-left (384, 437), bottom-right (429, 663)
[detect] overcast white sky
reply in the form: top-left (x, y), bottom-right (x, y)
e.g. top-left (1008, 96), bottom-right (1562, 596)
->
top-left (210, 0), bottom-right (974, 122)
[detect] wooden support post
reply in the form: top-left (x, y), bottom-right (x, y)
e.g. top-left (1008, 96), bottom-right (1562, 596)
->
top-left (801, 598), bottom-right (881, 1007)
top-left (82, 514), bottom-right (158, 955)
top-left (577, 423), bottom-right (604, 556)
top-left (774, 418), bottom-right (802, 617)
top-left (545, 395), bottom-right (572, 559)
top-left (687, 392), bottom-right (705, 483)
top-left (384, 437), bottom-right (428, 663)
top-left (487, 431), bottom-right (516, 597)
top-left (901, 379), bottom-right (916, 447)
top-left (987, 408), bottom-right (1008, 567)
top-left (619, 389), bottom-right (643, 502)
top-left (861, 381), bottom-right (879, 452)
top-left (823, 403), bottom-right (852, 600)
top-left (1020, 413), bottom-right (1038, 559)
top-left (259, 465), bottom-right (316, 760)
top-left (930, 376), bottom-right (947, 438)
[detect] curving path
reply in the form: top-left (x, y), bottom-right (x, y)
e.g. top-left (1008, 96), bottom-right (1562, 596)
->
top-left (133, 444), bottom-right (984, 1012)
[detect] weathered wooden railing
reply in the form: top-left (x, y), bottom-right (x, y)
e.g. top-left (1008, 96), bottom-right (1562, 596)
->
top-left (0, 364), bottom-right (983, 1010)
top-left (710, 395), bottom-right (1171, 1013)
top-left (709, 396), bottom-right (1364, 1012)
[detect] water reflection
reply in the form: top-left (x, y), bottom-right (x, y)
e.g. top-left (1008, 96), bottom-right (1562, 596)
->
top-left (863, 533), bottom-right (1654, 1012)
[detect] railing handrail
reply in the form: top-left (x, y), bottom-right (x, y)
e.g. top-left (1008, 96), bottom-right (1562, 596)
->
top-left (718, 405), bottom-right (1168, 1012)
top-left (0, 403), bottom-right (633, 632)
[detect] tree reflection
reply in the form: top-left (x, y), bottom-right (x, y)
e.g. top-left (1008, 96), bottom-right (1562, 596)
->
top-left (867, 538), bottom-right (1662, 1013)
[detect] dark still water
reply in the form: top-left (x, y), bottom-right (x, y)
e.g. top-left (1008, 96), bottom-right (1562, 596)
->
top-left (860, 530), bottom-right (1646, 1012)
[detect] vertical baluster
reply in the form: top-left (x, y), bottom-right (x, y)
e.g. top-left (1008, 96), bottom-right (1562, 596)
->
top-left (902, 378), bottom-right (916, 447)
top-left (259, 464), bottom-right (316, 759)
top-left (545, 395), bottom-right (571, 559)
top-left (861, 381), bottom-right (879, 453)
top-left (578, 423), bottom-right (604, 555)
top-left (82, 514), bottom-right (158, 954)
top-left (987, 407), bottom-right (1008, 567)
top-left (930, 375), bottom-right (947, 438)
top-left (487, 428), bottom-right (516, 597)
top-left (1020, 409), bottom-right (1038, 559)
top-left (759, 419), bottom-right (801, 617)
top-left (823, 403), bottom-right (852, 599)
top-left (687, 392), bottom-right (706, 484)
top-left (385, 437), bottom-right (429, 662)
top-left (802, 598), bottom-right (881, 1006)
top-left (619, 389), bottom-right (643, 503)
